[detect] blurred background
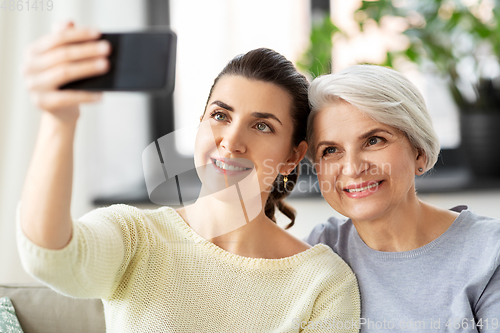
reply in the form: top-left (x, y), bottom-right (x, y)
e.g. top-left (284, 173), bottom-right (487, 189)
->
top-left (1, 0), bottom-right (500, 284)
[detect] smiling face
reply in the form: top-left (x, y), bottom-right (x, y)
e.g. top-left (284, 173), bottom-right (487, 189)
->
top-left (195, 75), bottom-right (303, 203)
top-left (312, 100), bottom-right (423, 222)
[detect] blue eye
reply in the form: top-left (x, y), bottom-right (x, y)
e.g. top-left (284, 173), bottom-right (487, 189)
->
top-left (212, 112), bottom-right (227, 121)
top-left (255, 122), bottom-right (272, 133)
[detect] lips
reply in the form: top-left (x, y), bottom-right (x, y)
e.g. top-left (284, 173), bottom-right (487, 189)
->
top-left (343, 181), bottom-right (383, 193)
top-left (210, 158), bottom-right (252, 172)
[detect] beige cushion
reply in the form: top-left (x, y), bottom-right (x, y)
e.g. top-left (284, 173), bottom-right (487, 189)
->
top-left (0, 284), bottom-right (105, 333)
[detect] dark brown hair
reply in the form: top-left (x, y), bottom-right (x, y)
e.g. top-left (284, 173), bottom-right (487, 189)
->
top-left (203, 48), bottom-right (310, 229)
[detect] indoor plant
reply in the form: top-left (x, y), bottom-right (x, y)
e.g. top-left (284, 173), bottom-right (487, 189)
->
top-left (345, 0), bottom-right (500, 177)
top-left (297, 13), bottom-right (339, 78)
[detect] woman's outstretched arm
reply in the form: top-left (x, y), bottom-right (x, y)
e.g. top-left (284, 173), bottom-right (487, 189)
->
top-left (20, 22), bottom-right (110, 249)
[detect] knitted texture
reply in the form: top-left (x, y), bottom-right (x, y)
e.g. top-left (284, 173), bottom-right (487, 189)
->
top-left (17, 204), bottom-right (360, 332)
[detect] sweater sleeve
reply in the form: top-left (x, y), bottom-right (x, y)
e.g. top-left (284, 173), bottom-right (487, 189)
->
top-left (475, 255), bottom-right (500, 332)
top-left (301, 267), bottom-right (361, 333)
top-left (304, 223), bottom-right (329, 246)
top-left (17, 204), bottom-right (151, 300)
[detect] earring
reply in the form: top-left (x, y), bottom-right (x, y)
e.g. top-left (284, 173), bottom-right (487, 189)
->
top-left (418, 168), bottom-right (423, 172)
top-left (283, 175), bottom-right (288, 187)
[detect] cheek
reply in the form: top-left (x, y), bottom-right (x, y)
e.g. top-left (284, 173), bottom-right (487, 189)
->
top-left (389, 150), bottom-right (415, 173)
top-left (379, 161), bottom-right (393, 177)
top-left (378, 150), bottom-right (416, 187)
top-left (257, 156), bottom-right (282, 186)
top-left (255, 150), bottom-right (292, 190)
top-left (368, 149), bottom-right (405, 178)
top-left (194, 127), bottom-right (216, 167)
top-left (316, 161), bottom-right (339, 193)
top-left (257, 145), bottom-right (289, 169)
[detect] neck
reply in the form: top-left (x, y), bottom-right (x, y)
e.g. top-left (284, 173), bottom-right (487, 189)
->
top-left (179, 185), bottom-right (272, 253)
top-left (352, 194), bottom-right (456, 252)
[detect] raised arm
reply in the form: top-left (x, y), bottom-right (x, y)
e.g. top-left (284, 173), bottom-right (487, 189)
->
top-left (20, 22), bottom-right (110, 249)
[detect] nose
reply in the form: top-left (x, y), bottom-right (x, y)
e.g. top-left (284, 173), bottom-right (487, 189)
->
top-left (342, 151), bottom-right (369, 178)
top-left (219, 125), bottom-right (247, 154)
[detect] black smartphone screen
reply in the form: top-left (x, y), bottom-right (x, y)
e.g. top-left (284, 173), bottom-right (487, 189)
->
top-left (60, 31), bottom-right (176, 92)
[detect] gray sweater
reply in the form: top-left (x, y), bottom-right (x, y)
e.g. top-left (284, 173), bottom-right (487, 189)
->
top-left (306, 206), bottom-right (500, 332)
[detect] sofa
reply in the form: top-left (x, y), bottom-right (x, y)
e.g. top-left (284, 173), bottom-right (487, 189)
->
top-left (0, 284), bottom-right (105, 333)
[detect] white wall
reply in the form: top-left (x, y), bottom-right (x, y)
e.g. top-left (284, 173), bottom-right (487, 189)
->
top-left (170, 0), bottom-right (310, 155)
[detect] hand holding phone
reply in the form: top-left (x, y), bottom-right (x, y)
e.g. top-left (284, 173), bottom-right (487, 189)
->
top-left (22, 22), bottom-right (110, 117)
top-left (60, 31), bottom-right (177, 93)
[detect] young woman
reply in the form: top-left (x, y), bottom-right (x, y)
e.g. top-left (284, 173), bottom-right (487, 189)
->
top-left (18, 22), bottom-right (360, 332)
top-left (305, 64), bottom-right (500, 332)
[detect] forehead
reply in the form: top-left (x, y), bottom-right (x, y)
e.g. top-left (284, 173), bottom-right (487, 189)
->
top-left (315, 101), bottom-right (374, 130)
top-left (312, 101), bottom-right (397, 143)
top-left (209, 75), bottom-right (292, 113)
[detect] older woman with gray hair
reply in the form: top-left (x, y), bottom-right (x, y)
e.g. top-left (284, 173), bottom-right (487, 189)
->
top-left (305, 65), bottom-right (500, 332)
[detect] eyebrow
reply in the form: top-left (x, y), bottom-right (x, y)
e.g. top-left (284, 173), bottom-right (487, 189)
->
top-left (211, 100), bottom-right (233, 111)
top-left (315, 128), bottom-right (393, 152)
top-left (359, 128), bottom-right (393, 140)
top-left (315, 140), bottom-right (337, 152)
top-left (210, 101), bottom-right (283, 125)
top-left (250, 112), bottom-right (282, 125)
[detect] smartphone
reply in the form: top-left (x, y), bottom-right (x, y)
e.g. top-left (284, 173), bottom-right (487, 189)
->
top-left (60, 30), bottom-right (176, 93)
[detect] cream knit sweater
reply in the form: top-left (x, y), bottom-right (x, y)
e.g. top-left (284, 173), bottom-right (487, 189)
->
top-left (17, 204), bottom-right (360, 332)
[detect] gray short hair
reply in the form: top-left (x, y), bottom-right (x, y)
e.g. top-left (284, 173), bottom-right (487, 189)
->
top-left (306, 65), bottom-right (440, 171)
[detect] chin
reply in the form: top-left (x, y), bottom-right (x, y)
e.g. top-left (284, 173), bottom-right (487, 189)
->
top-left (344, 203), bottom-right (388, 222)
top-left (198, 165), bottom-right (264, 208)
top-left (326, 196), bottom-right (385, 222)
top-left (204, 185), bottom-right (245, 203)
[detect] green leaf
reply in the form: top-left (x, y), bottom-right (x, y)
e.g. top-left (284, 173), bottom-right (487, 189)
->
top-left (297, 15), bottom-right (339, 77)
top-left (306, 0), bottom-right (500, 109)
